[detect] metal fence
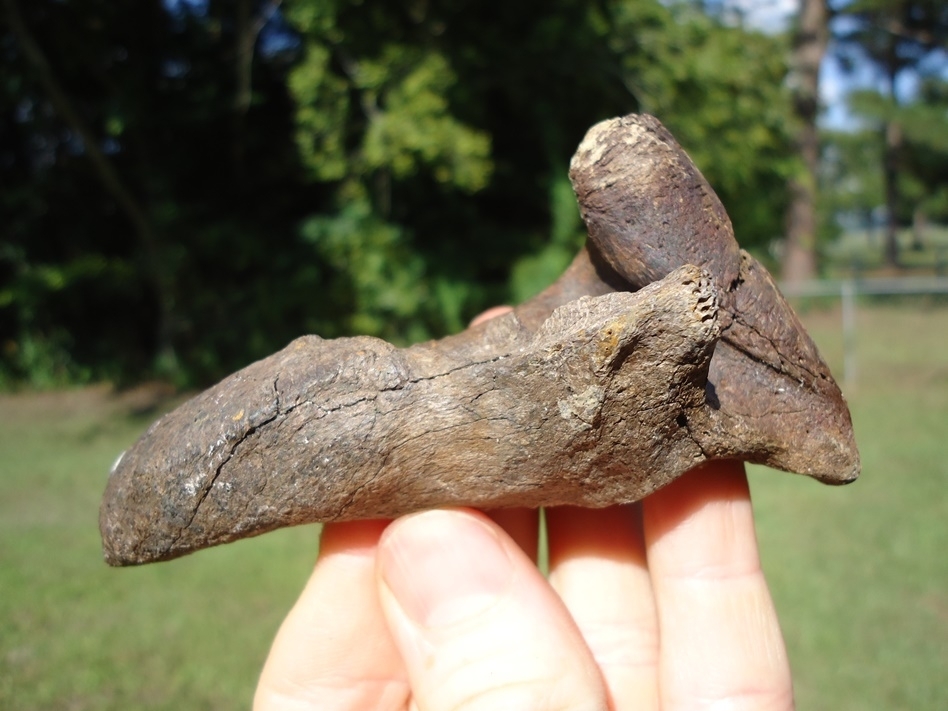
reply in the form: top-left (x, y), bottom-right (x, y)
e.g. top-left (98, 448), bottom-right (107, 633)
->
top-left (779, 276), bottom-right (948, 386)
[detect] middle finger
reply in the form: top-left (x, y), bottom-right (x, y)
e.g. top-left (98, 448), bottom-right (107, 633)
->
top-left (547, 504), bottom-right (660, 711)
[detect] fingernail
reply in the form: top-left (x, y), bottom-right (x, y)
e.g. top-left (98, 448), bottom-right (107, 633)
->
top-left (379, 511), bottom-right (514, 627)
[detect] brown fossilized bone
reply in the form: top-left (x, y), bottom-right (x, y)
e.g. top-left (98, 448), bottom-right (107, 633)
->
top-left (100, 114), bottom-right (859, 566)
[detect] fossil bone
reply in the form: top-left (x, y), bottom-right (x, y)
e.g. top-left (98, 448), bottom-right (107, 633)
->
top-left (100, 114), bottom-right (859, 566)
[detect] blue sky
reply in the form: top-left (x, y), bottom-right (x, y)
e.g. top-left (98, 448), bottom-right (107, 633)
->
top-left (733, 0), bottom-right (948, 130)
top-left (729, 0), bottom-right (855, 128)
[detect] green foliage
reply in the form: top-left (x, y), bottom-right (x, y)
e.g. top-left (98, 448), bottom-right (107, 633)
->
top-left (2, 0), bottom-right (321, 387)
top-left (281, 0), bottom-right (797, 347)
top-left (291, 38), bottom-right (493, 190)
top-left (830, 0), bottom-right (948, 81)
top-left (820, 128), bottom-right (884, 217)
top-left (2, 0), bottom-right (804, 386)
top-left (299, 184), bottom-right (431, 342)
top-left (509, 170), bottom-right (586, 302)
top-left (899, 80), bottom-right (948, 224)
top-left (0, 246), bottom-right (136, 387)
top-left (821, 76), bottom-right (948, 233)
top-left (849, 86), bottom-right (948, 154)
top-left (827, 0), bottom-right (948, 261)
top-left (290, 43), bottom-right (350, 180)
top-left (281, 0), bottom-right (639, 344)
top-left (360, 50), bottom-right (493, 191)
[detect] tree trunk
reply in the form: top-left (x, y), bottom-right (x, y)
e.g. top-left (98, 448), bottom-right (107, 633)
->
top-left (232, 0), bottom-right (252, 177)
top-left (232, 0), bottom-right (282, 178)
top-left (881, 19), bottom-right (905, 269)
top-left (782, 0), bottom-right (829, 285)
top-left (883, 117), bottom-right (903, 266)
top-left (911, 205), bottom-right (926, 250)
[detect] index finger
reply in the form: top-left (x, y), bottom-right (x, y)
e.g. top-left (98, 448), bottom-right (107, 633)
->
top-left (254, 520), bottom-right (409, 711)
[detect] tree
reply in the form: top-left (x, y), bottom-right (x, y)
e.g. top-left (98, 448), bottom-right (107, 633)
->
top-left (613, 0), bottom-right (798, 253)
top-left (1, 0), bottom-right (177, 378)
top-left (900, 78), bottom-right (948, 238)
top-left (783, 0), bottom-right (829, 284)
top-left (283, 0), bottom-right (799, 339)
top-left (830, 0), bottom-right (948, 266)
top-left (848, 77), bottom-right (948, 237)
top-left (1, 0), bottom-right (317, 385)
top-left (2, 0), bottom-right (802, 387)
top-left (283, 0), bottom-right (638, 340)
top-left (819, 127), bottom-right (884, 246)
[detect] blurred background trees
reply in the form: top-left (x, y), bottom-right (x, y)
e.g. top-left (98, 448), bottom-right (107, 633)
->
top-left (830, 0), bottom-right (948, 266)
top-left (1, 0), bottom-right (946, 388)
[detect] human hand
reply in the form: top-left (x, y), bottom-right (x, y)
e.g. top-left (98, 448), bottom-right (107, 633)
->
top-left (253, 460), bottom-right (794, 710)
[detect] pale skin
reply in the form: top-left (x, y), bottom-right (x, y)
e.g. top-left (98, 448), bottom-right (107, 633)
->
top-left (254, 309), bottom-right (795, 711)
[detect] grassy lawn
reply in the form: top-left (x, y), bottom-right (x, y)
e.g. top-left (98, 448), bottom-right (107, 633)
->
top-left (752, 300), bottom-right (948, 709)
top-left (0, 389), bottom-right (320, 709)
top-left (2, 301), bottom-right (947, 709)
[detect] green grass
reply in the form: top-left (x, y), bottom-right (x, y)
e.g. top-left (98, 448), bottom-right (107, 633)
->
top-left (751, 301), bottom-right (948, 709)
top-left (0, 389), bottom-right (320, 709)
top-left (2, 302), bottom-right (947, 709)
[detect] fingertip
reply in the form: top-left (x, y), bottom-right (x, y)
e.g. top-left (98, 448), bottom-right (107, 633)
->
top-left (254, 520), bottom-right (408, 711)
top-left (547, 505), bottom-right (660, 710)
top-left (378, 509), bottom-right (514, 628)
top-left (319, 518), bottom-right (392, 557)
top-left (646, 460), bottom-right (749, 529)
top-left (644, 460), bottom-right (759, 578)
top-left (378, 508), bottom-right (608, 711)
top-left (468, 305), bottom-right (514, 328)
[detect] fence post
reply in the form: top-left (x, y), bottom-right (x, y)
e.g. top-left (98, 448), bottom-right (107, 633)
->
top-left (841, 280), bottom-right (857, 388)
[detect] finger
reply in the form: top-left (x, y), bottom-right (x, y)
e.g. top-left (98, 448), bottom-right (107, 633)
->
top-left (468, 305), bottom-right (513, 327)
top-left (377, 508), bottom-right (608, 711)
top-left (547, 505), bottom-right (660, 711)
top-left (255, 520), bottom-right (410, 711)
top-left (485, 507), bottom-right (540, 561)
top-left (643, 461), bottom-right (794, 711)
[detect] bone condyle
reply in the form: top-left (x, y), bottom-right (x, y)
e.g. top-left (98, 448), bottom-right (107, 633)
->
top-left (100, 114), bottom-right (859, 567)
